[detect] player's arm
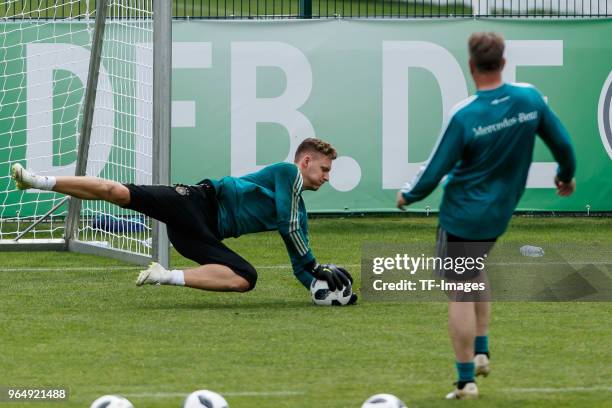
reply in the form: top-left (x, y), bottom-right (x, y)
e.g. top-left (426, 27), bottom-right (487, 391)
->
top-left (536, 96), bottom-right (577, 196)
top-left (397, 117), bottom-right (465, 209)
top-left (274, 164), bottom-right (350, 291)
top-left (274, 164), bottom-right (314, 262)
top-left (273, 164), bottom-right (318, 289)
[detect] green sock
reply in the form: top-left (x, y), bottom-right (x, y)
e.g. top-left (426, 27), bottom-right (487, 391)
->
top-left (475, 335), bottom-right (489, 355)
top-left (456, 361), bottom-right (475, 383)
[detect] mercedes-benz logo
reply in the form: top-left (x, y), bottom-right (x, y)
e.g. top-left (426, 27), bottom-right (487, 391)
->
top-left (598, 71), bottom-right (612, 160)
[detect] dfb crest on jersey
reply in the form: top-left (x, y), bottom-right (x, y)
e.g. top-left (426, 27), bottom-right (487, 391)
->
top-left (175, 185), bottom-right (190, 196)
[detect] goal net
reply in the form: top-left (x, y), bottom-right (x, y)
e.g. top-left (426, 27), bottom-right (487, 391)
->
top-left (0, 0), bottom-right (169, 265)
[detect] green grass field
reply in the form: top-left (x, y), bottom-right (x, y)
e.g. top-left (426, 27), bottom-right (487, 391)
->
top-left (1, 216), bottom-right (611, 407)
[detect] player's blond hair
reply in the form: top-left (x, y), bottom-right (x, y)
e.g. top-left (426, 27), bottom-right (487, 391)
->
top-left (468, 32), bottom-right (505, 73)
top-left (294, 138), bottom-right (337, 161)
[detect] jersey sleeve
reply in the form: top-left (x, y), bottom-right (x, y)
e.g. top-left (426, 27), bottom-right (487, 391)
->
top-left (286, 212), bottom-right (316, 290)
top-left (401, 116), bottom-right (465, 204)
top-left (536, 95), bottom-right (576, 183)
top-left (274, 164), bottom-right (316, 286)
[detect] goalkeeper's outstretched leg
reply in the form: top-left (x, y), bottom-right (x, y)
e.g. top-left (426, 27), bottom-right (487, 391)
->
top-left (12, 163), bottom-right (130, 206)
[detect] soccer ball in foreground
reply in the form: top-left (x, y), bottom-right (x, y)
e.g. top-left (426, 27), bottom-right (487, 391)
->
top-left (310, 279), bottom-right (352, 306)
top-left (90, 395), bottom-right (134, 408)
top-left (182, 390), bottom-right (229, 408)
top-left (361, 393), bottom-right (407, 408)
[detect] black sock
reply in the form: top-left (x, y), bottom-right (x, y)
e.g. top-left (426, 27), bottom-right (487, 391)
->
top-left (457, 380), bottom-right (475, 389)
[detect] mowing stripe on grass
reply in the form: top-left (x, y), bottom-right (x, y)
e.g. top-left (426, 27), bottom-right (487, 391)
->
top-left (125, 386), bottom-right (612, 399)
top-left (503, 386), bottom-right (612, 393)
top-left (123, 390), bottom-right (304, 398)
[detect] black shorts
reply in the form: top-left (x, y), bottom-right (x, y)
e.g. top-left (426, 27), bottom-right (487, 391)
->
top-left (121, 182), bottom-right (257, 289)
top-left (435, 227), bottom-right (497, 281)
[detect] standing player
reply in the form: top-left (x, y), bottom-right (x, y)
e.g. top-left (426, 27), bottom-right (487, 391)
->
top-left (12, 138), bottom-right (354, 301)
top-left (396, 32), bottom-right (576, 399)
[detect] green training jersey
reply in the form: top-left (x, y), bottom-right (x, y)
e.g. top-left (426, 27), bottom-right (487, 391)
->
top-left (210, 162), bottom-right (315, 288)
top-left (401, 82), bottom-right (576, 240)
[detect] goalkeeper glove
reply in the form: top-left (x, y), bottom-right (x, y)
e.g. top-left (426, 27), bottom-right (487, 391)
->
top-left (311, 263), bottom-right (350, 291)
top-left (328, 265), bottom-right (357, 305)
top-left (332, 293), bottom-right (358, 306)
top-left (334, 265), bottom-right (353, 284)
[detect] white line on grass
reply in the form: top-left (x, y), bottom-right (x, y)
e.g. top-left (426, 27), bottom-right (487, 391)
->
top-left (0, 265), bottom-right (296, 272)
top-left (123, 391), bottom-right (304, 398)
top-left (0, 261), bottom-right (609, 273)
top-left (0, 265), bottom-right (302, 272)
top-left (503, 386), bottom-right (612, 393)
top-left (0, 266), bottom-right (140, 272)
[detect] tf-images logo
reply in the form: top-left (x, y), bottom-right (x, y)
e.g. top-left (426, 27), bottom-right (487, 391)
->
top-left (599, 71), bottom-right (612, 160)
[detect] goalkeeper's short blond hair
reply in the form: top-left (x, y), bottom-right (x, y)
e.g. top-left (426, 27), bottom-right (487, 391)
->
top-left (294, 138), bottom-right (337, 161)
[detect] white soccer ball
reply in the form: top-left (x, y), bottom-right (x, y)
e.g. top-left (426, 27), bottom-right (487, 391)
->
top-left (182, 390), bottom-right (229, 408)
top-left (310, 279), bottom-right (352, 306)
top-left (361, 393), bottom-right (407, 408)
top-left (90, 395), bottom-right (134, 408)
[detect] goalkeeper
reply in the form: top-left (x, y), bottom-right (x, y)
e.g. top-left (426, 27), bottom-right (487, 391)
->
top-left (12, 138), bottom-right (354, 301)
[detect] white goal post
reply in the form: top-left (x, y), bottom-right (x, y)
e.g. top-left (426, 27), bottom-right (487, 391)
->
top-left (0, 0), bottom-right (171, 267)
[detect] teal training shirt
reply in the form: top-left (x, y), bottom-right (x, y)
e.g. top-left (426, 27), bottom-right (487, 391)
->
top-left (401, 83), bottom-right (576, 240)
top-left (210, 162), bottom-right (315, 288)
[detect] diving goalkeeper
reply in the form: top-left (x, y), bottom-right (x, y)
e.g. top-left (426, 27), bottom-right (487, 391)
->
top-left (11, 138), bottom-right (354, 301)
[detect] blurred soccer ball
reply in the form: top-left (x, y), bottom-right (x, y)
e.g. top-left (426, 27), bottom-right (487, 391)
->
top-left (182, 390), bottom-right (229, 408)
top-left (90, 395), bottom-right (134, 408)
top-left (361, 393), bottom-right (407, 408)
top-left (310, 279), bottom-right (352, 306)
